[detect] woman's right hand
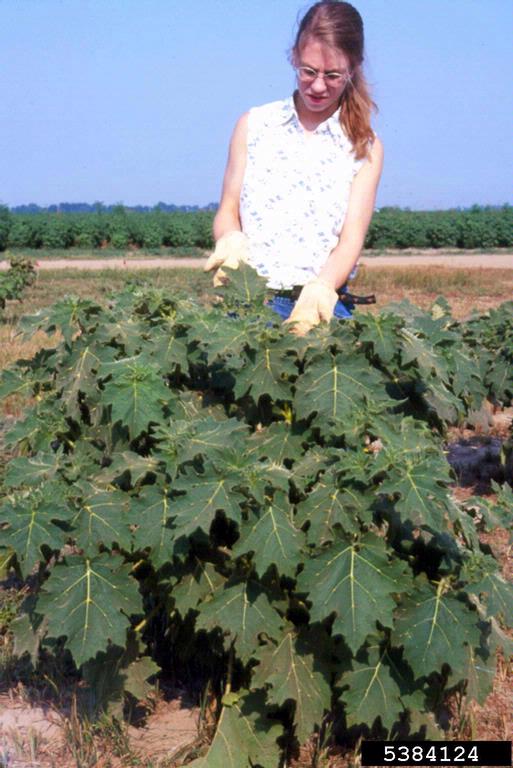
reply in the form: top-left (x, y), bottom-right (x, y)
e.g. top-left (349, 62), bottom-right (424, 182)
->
top-left (284, 278), bottom-right (339, 336)
top-left (203, 231), bottom-right (250, 287)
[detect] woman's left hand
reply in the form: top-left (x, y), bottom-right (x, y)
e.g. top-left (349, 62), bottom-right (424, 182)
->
top-left (284, 278), bottom-right (338, 336)
top-left (204, 231), bottom-right (250, 287)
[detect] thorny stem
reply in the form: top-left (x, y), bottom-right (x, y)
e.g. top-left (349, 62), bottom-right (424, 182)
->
top-left (134, 603), bottom-right (162, 633)
top-left (224, 643), bottom-right (235, 697)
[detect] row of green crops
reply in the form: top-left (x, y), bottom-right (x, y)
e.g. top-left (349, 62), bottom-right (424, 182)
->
top-left (1, 208), bottom-right (215, 251)
top-left (1, 204), bottom-right (512, 252)
top-left (365, 205), bottom-right (513, 249)
top-left (0, 266), bottom-right (512, 765)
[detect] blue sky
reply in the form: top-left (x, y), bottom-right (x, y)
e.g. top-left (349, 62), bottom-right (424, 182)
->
top-left (1, 0), bottom-right (511, 210)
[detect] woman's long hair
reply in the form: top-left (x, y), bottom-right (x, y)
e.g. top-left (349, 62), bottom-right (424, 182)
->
top-left (293, 0), bottom-right (376, 159)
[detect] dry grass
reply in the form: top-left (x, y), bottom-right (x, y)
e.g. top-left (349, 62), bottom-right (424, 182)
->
top-left (1, 245), bottom-right (208, 261)
top-left (0, 326), bottom-right (57, 419)
top-left (3, 267), bottom-right (212, 312)
top-left (352, 266), bottom-right (513, 319)
top-left (352, 265), bottom-right (513, 294)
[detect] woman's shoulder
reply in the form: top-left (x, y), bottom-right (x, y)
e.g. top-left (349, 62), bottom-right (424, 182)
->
top-left (351, 133), bottom-right (384, 180)
top-left (247, 97), bottom-right (293, 126)
top-left (370, 132), bottom-right (383, 152)
top-left (365, 133), bottom-right (384, 165)
top-left (230, 100), bottom-right (287, 149)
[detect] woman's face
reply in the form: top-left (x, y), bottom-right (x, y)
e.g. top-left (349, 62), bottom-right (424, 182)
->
top-left (293, 37), bottom-right (351, 122)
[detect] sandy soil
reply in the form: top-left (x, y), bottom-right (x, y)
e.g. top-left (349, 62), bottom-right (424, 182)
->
top-left (360, 252), bottom-right (513, 268)
top-left (0, 252), bottom-right (512, 271)
top-left (0, 691), bottom-right (199, 768)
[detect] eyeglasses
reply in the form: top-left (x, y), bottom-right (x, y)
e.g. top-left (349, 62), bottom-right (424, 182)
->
top-left (295, 65), bottom-right (351, 86)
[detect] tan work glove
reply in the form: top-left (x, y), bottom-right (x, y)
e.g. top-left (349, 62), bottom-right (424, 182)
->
top-left (203, 231), bottom-right (250, 287)
top-left (284, 278), bottom-right (339, 336)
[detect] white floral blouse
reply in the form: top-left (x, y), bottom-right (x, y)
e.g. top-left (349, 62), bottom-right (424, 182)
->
top-left (240, 94), bottom-right (365, 290)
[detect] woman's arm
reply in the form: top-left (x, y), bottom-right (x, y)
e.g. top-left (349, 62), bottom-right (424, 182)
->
top-left (317, 136), bottom-right (384, 290)
top-left (212, 112), bottom-right (249, 240)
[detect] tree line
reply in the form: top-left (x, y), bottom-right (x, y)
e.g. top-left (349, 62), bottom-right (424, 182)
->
top-left (9, 202), bottom-right (219, 214)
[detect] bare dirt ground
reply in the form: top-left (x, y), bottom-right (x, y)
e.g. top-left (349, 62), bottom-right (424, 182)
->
top-left (0, 689), bottom-right (199, 768)
top-left (360, 252), bottom-right (513, 269)
top-left (0, 251), bottom-right (512, 271)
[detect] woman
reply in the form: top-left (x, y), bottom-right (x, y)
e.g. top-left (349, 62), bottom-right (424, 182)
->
top-left (204, 0), bottom-right (383, 336)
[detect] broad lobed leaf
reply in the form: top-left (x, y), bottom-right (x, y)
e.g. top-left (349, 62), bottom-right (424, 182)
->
top-left (298, 533), bottom-right (411, 653)
top-left (35, 553), bottom-right (143, 667)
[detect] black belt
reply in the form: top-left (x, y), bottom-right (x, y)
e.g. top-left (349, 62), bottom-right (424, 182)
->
top-left (272, 285), bottom-right (376, 305)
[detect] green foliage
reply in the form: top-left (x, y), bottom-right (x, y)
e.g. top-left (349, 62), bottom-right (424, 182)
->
top-left (40, 215), bottom-right (76, 248)
top-left (365, 205), bottom-right (513, 249)
top-left (188, 691), bottom-right (283, 768)
top-left (0, 255), bottom-right (36, 312)
top-left (461, 301), bottom-right (513, 405)
top-left (0, 266), bottom-right (512, 763)
top-left (0, 205), bottom-right (11, 251)
top-left (7, 210), bottom-right (215, 250)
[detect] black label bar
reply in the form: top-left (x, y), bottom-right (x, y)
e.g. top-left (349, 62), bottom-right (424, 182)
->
top-left (361, 741), bottom-right (512, 766)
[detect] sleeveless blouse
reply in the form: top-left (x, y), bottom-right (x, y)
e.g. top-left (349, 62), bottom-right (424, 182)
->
top-left (239, 95), bottom-right (364, 290)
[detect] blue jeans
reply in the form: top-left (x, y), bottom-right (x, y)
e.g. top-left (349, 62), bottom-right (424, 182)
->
top-left (266, 294), bottom-right (353, 320)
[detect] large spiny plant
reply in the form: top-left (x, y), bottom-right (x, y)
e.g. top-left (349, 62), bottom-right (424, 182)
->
top-left (0, 265), bottom-right (511, 765)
